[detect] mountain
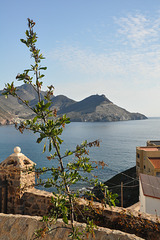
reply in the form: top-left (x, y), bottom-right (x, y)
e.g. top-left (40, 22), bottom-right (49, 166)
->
top-left (0, 84), bottom-right (147, 125)
top-left (58, 94), bottom-right (112, 114)
top-left (50, 95), bottom-right (76, 112)
top-left (57, 94), bottom-right (147, 122)
top-left (0, 107), bottom-right (15, 125)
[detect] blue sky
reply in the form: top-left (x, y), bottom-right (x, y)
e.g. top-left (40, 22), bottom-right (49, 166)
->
top-left (1, 0), bottom-right (160, 117)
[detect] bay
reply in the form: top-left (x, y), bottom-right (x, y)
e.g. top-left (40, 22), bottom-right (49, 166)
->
top-left (0, 118), bottom-right (160, 189)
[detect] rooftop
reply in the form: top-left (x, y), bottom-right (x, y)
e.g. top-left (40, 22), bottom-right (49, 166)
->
top-left (140, 173), bottom-right (160, 200)
top-left (148, 158), bottom-right (160, 169)
top-left (138, 147), bottom-right (160, 151)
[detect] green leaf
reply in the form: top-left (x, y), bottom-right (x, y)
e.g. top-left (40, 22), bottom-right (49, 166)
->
top-left (63, 215), bottom-right (68, 224)
top-left (39, 74), bottom-right (45, 79)
top-left (39, 67), bottom-right (47, 70)
top-left (44, 183), bottom-right (52, 188)
top-left (57, 136), bottom-right (63, 144)
top-left (43, 143), bottom-right (46, 153)
top-left (33, 116), bottom-right (38, 123)
top-left (65, 119), bottom-right (70, 124)
top-left (37, 138), bottom-right (42, 143)
top-left (68, 151), bottom-right (73, 156)
top-left (25, 30), bottom-right (29, 37)
top-left (20, 39), bottom-right (27, 44)
top-left (49, 140), bottom-right (52, 152)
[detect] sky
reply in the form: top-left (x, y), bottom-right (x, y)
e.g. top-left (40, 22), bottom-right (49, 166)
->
top-left (1, 0), bottom-right (160, 117)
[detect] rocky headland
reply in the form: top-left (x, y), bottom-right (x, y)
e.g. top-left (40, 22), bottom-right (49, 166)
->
top-left (0, 84), bottom-right (147, 125)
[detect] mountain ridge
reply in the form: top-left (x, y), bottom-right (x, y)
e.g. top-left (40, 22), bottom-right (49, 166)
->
top-left (0, 84), bottom-right (147, 125)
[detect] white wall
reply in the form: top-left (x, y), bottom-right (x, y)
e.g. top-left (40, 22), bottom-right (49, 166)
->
top-left (145, 196), bottom-right (160, 216)
top-left (140, 181), bottom-right (146, 213)
top-left (140, 181), bottom-right (160, 216)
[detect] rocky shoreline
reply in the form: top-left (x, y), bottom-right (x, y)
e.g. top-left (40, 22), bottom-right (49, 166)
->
top-left (0, 117), bottom-right (21, 126)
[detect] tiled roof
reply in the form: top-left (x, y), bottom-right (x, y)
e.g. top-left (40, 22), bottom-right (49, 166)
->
top-left (140, 173), bottom-right (160, 199)
top-left (148, 158), bottom-right (160, 169)
top-left (139, 147), bottom-right (159, 151)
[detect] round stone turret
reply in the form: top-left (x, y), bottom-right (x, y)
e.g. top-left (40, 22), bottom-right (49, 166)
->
top-left (0, 147), bottom-right (36, 214)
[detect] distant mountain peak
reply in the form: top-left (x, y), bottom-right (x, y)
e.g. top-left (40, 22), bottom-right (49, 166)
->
top-left (0, 84), bottom-right (147, 124)
top-left (80, 94), bottom-right (112, 104)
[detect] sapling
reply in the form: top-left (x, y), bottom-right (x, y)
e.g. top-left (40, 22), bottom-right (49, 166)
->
top-left (4, 18), bottom-right (118, 239)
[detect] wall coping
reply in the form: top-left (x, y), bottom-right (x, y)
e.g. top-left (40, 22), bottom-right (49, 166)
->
top-left (0, 213), bottom-right (144, 240)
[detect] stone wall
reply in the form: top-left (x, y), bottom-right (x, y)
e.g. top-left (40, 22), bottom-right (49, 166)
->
top-left (23, 189), bottom-right (53, 216)
top-left (0, 148), bottom-right (159, 239)
top-left (9, 188), bottom-right (159, 239)
top-left (0, 213), bottom-right (144, 240)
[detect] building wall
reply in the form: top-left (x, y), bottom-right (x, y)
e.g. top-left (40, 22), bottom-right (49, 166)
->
top-left (147, 160), bottom-right (155, 176)
top-left (148, 161), bottom-right (160, 177)
top-left (136, 147), bottom-right (160, 177)
top-left (139, 181), bottom-right (146, 213)
top-left (140, 180), bottom-right (160, 216)
top-left (145, 196), bottom-right (160, 216)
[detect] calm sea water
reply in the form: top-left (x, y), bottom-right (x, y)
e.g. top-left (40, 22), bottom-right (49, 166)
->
top-left (0, 118), bottom-right (160, 188)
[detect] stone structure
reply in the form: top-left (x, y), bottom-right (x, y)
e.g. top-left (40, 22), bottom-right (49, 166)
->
top-left (0, 147), bottom-right (160, 239)
top-left (0, 213), bottom-right (144, 240)
top-left (0, 147), bottom-right (35, 214)
top-left (23, 188), bottom-right (52, 216)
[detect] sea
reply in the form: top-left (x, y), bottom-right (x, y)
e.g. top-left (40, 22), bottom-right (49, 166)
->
top-left (0, 118), bottom-right (160, 190)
